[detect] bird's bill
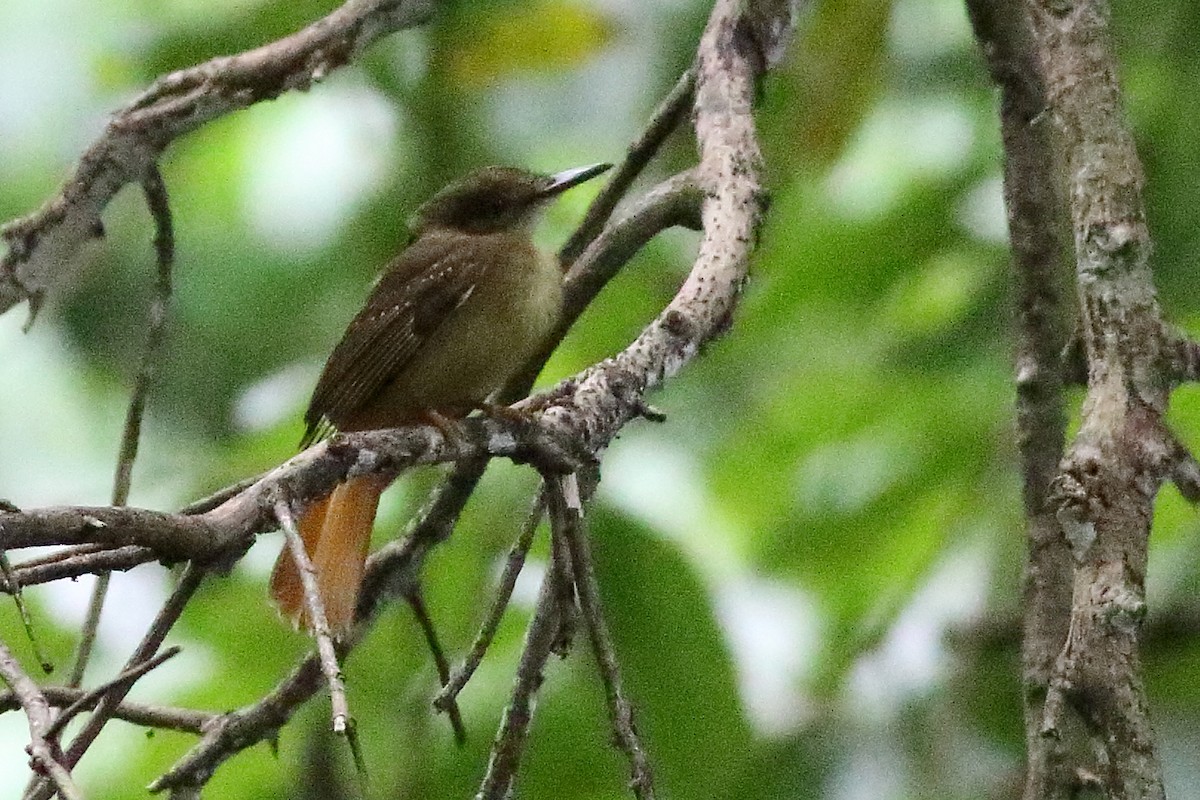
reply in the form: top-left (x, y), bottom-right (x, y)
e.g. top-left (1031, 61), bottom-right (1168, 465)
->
top-left (541, 163), bottom-right (613, 197)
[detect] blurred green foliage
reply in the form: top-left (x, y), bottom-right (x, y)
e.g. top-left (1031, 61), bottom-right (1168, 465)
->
top-left (3, 0), bottom-right (1200, 797)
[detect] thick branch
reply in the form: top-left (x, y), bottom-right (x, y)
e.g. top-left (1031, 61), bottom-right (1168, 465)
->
top-left (540, 0), bottom-right (772, 454)
top-left (964, 1), bottom-right (1075, 797)
top-left (1025, 0), bottom-right (1171, 796)
top-left (0, 416), bottom-right (585, 563)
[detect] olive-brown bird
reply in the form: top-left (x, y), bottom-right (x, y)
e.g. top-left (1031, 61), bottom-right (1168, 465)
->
top-left (269, 162), bottom-right (611, 635)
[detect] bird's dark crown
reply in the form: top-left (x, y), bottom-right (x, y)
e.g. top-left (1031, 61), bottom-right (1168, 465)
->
top-left (411, 167), bottom-right (554, 235)
top-left (410, 163), bottom-right (612, 236)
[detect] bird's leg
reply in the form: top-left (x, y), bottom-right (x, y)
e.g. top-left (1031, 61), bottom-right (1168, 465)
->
top-left (418, 409), bottom-right (469, 446)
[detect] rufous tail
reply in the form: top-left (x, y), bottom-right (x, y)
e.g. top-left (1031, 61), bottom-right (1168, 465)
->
top-left (269, 475), bottom-right (387, 635)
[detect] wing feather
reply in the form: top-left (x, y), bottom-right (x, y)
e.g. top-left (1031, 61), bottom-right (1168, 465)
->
top-left (301, 233), bottom-right (488, 446)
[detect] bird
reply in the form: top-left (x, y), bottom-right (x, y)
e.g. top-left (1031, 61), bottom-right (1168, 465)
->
top-left (269, 162), bottom-right (612, 636)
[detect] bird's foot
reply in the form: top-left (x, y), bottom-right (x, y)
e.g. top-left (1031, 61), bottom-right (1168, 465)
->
top-left (419, 409), bottom-right (469, 446)
top-left (474, 401), bottom-right (534, 424)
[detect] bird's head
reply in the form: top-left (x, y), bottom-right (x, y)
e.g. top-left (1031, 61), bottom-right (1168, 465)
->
top-left (411, 163), bottom-right (612, 235)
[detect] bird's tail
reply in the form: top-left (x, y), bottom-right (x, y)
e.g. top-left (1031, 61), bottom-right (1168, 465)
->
top-left (269, 475), bottom-right (387, 635)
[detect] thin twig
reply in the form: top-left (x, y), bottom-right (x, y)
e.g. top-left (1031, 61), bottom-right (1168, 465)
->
top-left (559, 68), bottom-right (697, 265)
top-left (8, 546), bottom-right (158, 589)
top-left (436, 491), bottom-right (544, 711)
top-left (404, 589), bottom-right (466, 745)
top-left (274, 499), bottom-right (350, 734)
top-left (178, 472), bottom-right (268, 516)
top-left (0, 639), bottom-right (83, 800)
top-left (0, 552), bottom-right (52, 673)
top-left (475, 545), bottom-right (570, 800)
top-left (9, 543), bottom-right (109, 571)
top-left (68, 166), bottom-right (176, 690)
top-left (116, 165), bottom-right (174, 513)
top-left (150, 654), bottom-right (330, 794)
top-left (0, 685), bottom-right (213, 735)
top-left (45, 645), bottom-right (181, 742)
top-left (548, 474), bottom-right (655, 799)
top-left (67, 574), bottom-right (109, 688)
top-left (46, 562), bottom-right (205, 791)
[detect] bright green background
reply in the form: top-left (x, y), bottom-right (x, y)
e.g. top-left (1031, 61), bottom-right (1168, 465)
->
top-left (3, 0), bottom-right (1200, 797)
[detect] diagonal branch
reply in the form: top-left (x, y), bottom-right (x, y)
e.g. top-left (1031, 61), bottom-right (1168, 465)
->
top-left (0, 641), bottom-right (82, 800)
top-left (69, 163), bottom-right (177, 689)
top-left (274, 500), bottom-right (350, 734)
top-left (559, 68), bottom-right (697, 265)
top-left (0, 0), bottom-right (435, 319)
top-left (547, 474), bottom-right (654, 799)
top-left (474, 537), bottom-right (571, 800)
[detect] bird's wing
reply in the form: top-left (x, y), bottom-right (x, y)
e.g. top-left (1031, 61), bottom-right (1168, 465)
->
top-left (301, 234), bottom-right (489, 447)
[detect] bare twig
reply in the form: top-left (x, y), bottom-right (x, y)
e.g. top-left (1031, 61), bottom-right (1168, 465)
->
top-left (67, 572), bottom-right (110, 688)
top-left (475, 546), bottom-right (570, 800)
top-left (561, 171), bottom-right (702, 322)
top-left (274, 500), bottom-right (349, 734)
top-left (114, 165), bottom-right (175, 510)
top-left (48, 563), bottom-right (205, 788)
top-left (0, 685), bottom-right (213, 735)
top-left (436, 491), bottom-right (544, 711)
top-left (149, 654), bottom-right (330, 794)
top-left (547, 474), bottom-right (655, 799)
top-left (0, 0), bottom-right (435, 319)
top-left (7, 546), bottom-right (158, 589)
top-left (0, 640), bottom-right (83, 800)
top-left (0, 553), bottom-right (52, 673)
top-left (178, 473), bottom-right (269, 515)
top-left (69, 166), bottom-right (175, 688)
top-left (559, 68), bottom-right (697, 265)
top-left (964, 1), bottom-right (1076, 796)
top-left (404, 589), bottom-right (466, 745)
top-left (44, 646), bottom-right (181, 742)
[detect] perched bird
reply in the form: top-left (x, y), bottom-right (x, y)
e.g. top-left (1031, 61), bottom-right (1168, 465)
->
top-left (269, 163), bottom-right (612, 635)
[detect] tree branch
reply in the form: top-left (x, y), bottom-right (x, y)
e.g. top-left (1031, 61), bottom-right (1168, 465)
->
top-left (1019, 0), bottom-right (1176, 796)
top-left (69, 163), bottom-right (176, 689)
top-left (0, 641), bottom-right (82, 800)
top-left (559, 68), bottom-right (697, 265)
top-left (0, 0), bottom-right (435, 320)
top-left (0, 686), bottom-right (213, 735)
top-left (964, 1), bottom-right (1077, 797)
top-left (274, 500), bottom-right (350, 734)
top-left (474, 539), bottom-right (570, 800)
top-left (0, 0), bottom-right (794, 794)
top-left (548, 474), bottom-right (654, 799)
